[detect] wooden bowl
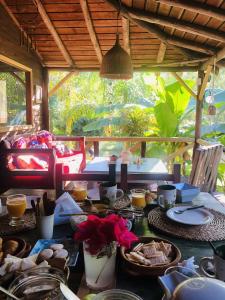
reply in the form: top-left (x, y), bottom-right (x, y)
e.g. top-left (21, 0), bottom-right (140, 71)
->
top-left (120, 236), bottom-right (181, 276)
top-left (2, 237), bottom-right (27, 258)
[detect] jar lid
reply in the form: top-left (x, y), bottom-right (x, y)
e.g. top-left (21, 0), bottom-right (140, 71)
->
top-left (173, 277), bottom-right (225, 300)
top-left (93, 289), bottom-right (143, 300)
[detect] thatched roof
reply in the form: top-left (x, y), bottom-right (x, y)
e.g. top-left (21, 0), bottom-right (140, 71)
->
top-left (3, 0), bottom-right (225, 71)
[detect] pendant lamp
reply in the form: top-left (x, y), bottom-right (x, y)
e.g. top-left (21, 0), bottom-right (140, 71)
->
top-left (100, 1), bottom-right (133, 80)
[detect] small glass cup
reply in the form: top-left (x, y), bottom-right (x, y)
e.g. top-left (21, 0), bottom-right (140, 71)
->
top-left (72, 181), bottom-right (88, 201)
top-left (165, 266), bottom-right (200, 278)
top-left (6, 194), bottom-right (27, 226)
top-left (131, 189), bottom-right (146, 209)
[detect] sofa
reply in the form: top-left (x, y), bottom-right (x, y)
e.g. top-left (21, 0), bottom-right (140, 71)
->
top-left (0, 131), bottom-right (86, 192)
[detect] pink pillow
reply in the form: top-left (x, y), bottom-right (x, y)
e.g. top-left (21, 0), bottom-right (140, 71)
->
top-left (16, 155), bottom-right (47, 169)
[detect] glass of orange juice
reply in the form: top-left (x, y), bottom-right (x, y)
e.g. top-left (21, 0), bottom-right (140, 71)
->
top-left (131, 189), bottom-right (146, 209)
top-left (72, 181), bottom-right (88, 202)
top-left (6, 194), bottom-right (27, 226)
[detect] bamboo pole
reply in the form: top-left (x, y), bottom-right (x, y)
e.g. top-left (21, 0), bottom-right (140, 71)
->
top-left (49, 71), bottom-right (77, 97)
top-left (171, 72), bottom-right (197, 99)
top-left (42, 68), bottom-right (49, 130)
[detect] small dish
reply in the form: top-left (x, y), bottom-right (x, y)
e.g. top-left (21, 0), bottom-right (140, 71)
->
top-left (113, 195), bottom-right (131, 210)
top-left (1, 237), bottom-right (27, 261)
top-left (166, 206), bottom-right (213, 225)
top-left (29, 239), bottom-right (79, 267)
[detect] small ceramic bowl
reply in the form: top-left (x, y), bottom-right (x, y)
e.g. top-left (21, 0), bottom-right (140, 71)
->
top-left (120, 236), bottom-right (181, 276)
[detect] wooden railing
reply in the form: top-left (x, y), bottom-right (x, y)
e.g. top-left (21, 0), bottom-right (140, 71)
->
top-left (85, 136), bottom-right (198, 161)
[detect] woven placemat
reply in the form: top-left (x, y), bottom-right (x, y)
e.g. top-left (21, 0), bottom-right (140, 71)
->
top-left (0, 210), bottom-right (36, 236)
top-left (148, 207), bottom-right (225, 241)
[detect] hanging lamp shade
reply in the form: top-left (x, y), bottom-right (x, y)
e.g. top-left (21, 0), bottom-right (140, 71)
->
top-left (100, 34), bottom-right (133, 80)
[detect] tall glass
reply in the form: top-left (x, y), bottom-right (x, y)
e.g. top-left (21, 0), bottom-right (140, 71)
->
top-left (131, 189), bottom-right (146, 209)
top-left (6, 194), bottom-right (27, 226)
top-left (72, 181), bottom-right (88, 201)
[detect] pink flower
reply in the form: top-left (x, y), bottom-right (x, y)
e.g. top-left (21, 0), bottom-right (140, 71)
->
top-left (74, 214), bottom-right (138, 255)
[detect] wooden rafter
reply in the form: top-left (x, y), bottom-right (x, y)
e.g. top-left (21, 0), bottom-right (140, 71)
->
top-left (49, 71), bottom-right (77, 97)
top-left (33, 0), bottom-right (74, 67)
top-left (156, 0), bottom-right (225, 22)
top-left (171, 72), bottom-right (197, 99)
top-left (0, 0), bottom-right (43, 64)
top-left (201, 46), bottom-right (225, 71)
top-left (122, 17), bottom-right (130, 55)
top-left (105, 0), bottom-right (213, 58)
top-left (10, 72), bottom-right (25, 86)
top-left (157, 42), bottom-right (166, 63)
top-left (127, 6), bottom-right (225, 43)
top-left (198, 65), bottom-right (212, 101)
top-left (80, 0), bottom-right (102, 63)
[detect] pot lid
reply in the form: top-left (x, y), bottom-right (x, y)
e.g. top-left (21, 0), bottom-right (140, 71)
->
top-left (173, 277), bottom-right (225, 300)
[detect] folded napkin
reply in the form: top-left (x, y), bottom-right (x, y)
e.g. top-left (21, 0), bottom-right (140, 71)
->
top-left (54, 192), bottom-right (83, 225)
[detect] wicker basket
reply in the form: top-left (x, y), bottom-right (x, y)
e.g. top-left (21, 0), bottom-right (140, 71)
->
top-left (120, 236), bottom-right (181, 276)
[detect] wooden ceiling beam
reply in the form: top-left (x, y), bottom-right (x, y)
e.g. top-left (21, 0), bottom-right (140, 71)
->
top-left (79, 0), bottom-right (102, 63)
top-left (122, 17), bottom-right (131, 55)
top-left (201, 46), bottom-right (225, 70)
top-left (105, 0), bottom-right (212, 58)
top-left (156, 0), bottom-right (225, 22)
top-left (49, 71), bottom-right (78, 97)
top-left (157, 42), bottom-right (166, 63)
top-left (127, 7), bottom-right (225, 43)
top-left (0, 0), bottom-right (44, 64)
top-left (171, 72), bottom-right (197, 99)
top-left (33, 0), bottom-right (74, 67)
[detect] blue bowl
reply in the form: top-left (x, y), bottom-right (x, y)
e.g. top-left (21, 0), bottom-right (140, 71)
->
top-left (173, 183), bottom-right (200, 203)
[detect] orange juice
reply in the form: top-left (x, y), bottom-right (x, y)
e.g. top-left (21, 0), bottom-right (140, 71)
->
top-left (7, 198), bottom-right (26, 217)
top-left (72, 189), bottom-right (87, 201)
top-left (132, 193), bottom-right (146, 208)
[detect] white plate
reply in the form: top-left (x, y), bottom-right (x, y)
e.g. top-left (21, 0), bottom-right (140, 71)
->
top-left (166, 206), bottom-right (213, 225)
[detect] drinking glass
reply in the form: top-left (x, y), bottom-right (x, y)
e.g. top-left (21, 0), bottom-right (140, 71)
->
top-left (72, 181), bottom-right (88, 201)
top-left (130, 189), bottom-right (146, 209)
top-left (6, 194), bottom-right (27, 226)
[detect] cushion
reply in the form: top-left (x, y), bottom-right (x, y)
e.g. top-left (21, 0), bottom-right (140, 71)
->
top-left (16, 155), bottom-right (48, 170)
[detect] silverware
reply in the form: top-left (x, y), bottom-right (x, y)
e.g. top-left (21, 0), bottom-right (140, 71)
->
top-left (60, 283), bottom-right (80, 300)
top-left (0, 286), bottom-right (21, 300)
top-left (174, 205), bottom-right (205, 214)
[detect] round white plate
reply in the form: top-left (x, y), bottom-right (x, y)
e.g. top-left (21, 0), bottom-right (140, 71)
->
top-left (166, 206), bottom-right (213, 225)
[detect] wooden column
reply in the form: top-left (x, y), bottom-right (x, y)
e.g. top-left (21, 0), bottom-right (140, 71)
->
top-left (42, 67), bottom-right (49, 130)
top-left (25, 72), bottom-right (33, 125)
top-left (194, 71), bottom-right (205, 144)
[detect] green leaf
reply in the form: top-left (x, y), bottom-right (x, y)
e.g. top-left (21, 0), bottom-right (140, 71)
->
top-left (154, 102), bottom-right (178, 136)
top-left (83, 117), bottom-right (123, 132)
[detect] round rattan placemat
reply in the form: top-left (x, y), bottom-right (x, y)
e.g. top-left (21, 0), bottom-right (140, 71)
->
top-left (148, 207), bottom-right (225, 241)
top-left (0, 210), bottom-right (36, 236)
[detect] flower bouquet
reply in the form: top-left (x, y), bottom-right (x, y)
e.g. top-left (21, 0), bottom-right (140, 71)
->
top-left (74, 214), bottom-right (138, 290)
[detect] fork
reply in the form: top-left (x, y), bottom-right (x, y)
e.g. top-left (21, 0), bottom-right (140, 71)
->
top-left (174, 205), bottom-right (205, 214)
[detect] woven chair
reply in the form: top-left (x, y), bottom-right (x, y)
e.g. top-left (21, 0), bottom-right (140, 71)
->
top-left (190, 144), bottom-right (224, 193)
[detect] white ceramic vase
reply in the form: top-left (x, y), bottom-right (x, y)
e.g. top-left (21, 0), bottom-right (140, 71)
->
top-left (83, 241), bottom-right (117, 290)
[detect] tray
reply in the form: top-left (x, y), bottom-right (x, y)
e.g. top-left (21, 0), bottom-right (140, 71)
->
top-left (29, 238), bottom-right (79, 267)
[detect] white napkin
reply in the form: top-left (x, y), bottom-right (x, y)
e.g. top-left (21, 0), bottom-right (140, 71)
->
top-left (178, 256), bottom-right (199, 272)
top-left (54, 192), bottom-right (83, 225)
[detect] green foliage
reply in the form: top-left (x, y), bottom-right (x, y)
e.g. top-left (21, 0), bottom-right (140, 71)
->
top-left (218, 163), bottom-right (225, 194)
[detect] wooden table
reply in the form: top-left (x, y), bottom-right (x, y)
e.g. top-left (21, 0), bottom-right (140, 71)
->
top-left (4, 192), bottom-right (225, 300)
top-left (83, 157), bottom-right (168, 174)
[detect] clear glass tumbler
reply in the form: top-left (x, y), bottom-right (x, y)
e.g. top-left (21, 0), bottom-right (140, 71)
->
top-left (6, 194), bottom-right (27, 226)
top-left (72, 181), bottom-right (88, 201)
top-left (130, 189), bottom-right (146, 209)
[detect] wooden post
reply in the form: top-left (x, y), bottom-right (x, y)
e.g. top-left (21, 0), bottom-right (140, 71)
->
top-left (93, 141), bottom-right (99, 157)
top-left (141, 142), bottom-right (146, 158)
top-left (194, 70), bottom-right (205, 149)
top-left (42, 67), bottom-right (49, 130)
top-left (25, 72), bottom-right (33, 125)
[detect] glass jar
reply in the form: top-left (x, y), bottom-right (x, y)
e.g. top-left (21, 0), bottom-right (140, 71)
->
top-left (93, 289), bottom-right (143, 300)
top-left (8, 267), bottom-right (67, 300)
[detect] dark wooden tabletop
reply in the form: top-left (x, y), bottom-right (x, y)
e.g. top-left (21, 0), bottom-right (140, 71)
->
top-left (14, 205), bottom-right (225, 300)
